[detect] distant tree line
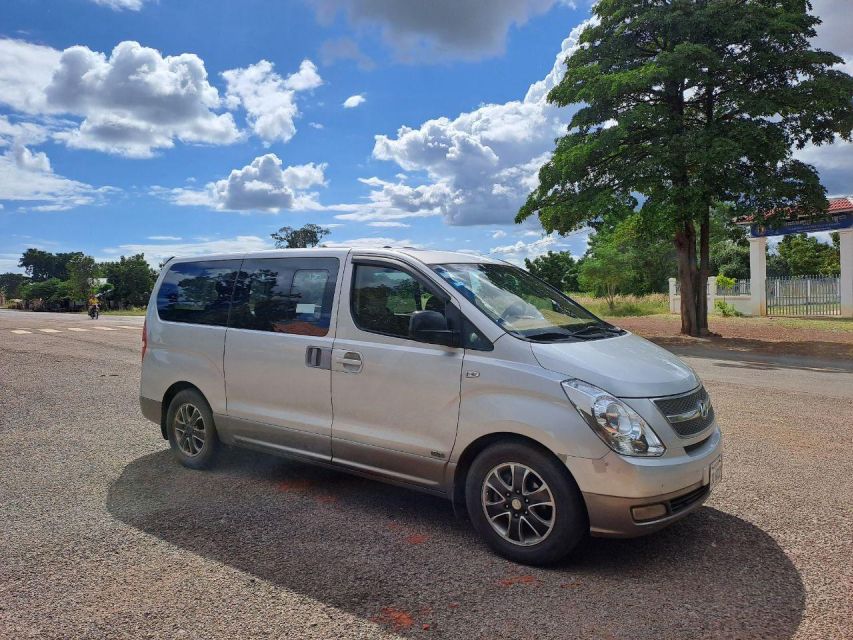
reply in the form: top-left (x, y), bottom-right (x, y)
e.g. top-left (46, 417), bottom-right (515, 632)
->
top-left (0, 249), bottom-right (157, 311)
top-left (525, 207), bottom-right (842, 300)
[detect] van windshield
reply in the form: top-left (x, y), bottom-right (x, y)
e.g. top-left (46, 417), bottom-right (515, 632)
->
top-left (432, 263), bottom-right (620, 342)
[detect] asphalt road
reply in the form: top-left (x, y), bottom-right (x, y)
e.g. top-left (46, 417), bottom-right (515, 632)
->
top-left (1, 309), bottom-right (851, 639)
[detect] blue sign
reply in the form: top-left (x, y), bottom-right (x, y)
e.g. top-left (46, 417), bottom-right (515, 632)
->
top-left (751, 213), bottom-right (853, 237)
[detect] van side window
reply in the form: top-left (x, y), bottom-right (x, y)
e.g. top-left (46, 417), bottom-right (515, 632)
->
top-left (156, 260), bottom-right (241, 326)
top-left (351, 264), bottom-right (445, 339)
top-left (229, 258), bottom-right (338, 336)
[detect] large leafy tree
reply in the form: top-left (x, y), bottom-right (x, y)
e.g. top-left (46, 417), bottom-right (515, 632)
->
top-left (0, 273), bottom-right (30, 299)
top-left (66, 254), bottom-right (99, 302)
top-left (101, 254), bottom-right (158, 307)
top-left (517, 0), bottom-right (853, 335)
top-left (19, 249), bottom-right (83, 282)
top-left (524, 251), bottom-right (582, 292)
top-left (271, 223), bottom-right (330, 249)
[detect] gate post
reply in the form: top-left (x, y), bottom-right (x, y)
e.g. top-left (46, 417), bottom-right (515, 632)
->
top-left (840, 229), bottom-right (853, 318)
top-left (748, 236), bottom-right (767, 316)
top-left (668, 277), bottom-right (677, 314)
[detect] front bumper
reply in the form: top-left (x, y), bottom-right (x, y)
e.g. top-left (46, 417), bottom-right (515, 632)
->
top-left (569, 426), bottom-right (722, 537)
top-left (584, 480), bottom-right (711, 537)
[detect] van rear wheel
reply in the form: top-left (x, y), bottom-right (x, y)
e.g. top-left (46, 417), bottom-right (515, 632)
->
top-left (465, 441), bottom-right (587, 565)
top-left (166, 389), bottom-right (219, 470)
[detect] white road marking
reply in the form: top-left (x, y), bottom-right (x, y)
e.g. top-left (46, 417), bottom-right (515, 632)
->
top-left (92, 326), bottom-right (117, 331)
top-left (11, 329), bottom-right (32, 334)
top-left (39, 329), bottom-right (61, 333)
top-left (67, 328), bottom-right (89, 332)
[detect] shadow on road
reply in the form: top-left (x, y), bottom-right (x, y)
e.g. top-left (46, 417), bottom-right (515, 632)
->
top-left (108, 448), bottom-right (805, 638)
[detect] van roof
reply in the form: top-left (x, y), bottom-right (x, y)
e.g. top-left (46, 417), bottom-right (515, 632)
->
top-left (166, 246), bottom-right (503, 266)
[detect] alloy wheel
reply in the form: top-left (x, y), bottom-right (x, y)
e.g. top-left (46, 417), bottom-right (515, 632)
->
top-left (481, 462), bottom-right (556, 546)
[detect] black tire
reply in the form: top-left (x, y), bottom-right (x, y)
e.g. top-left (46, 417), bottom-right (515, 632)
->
top-left (165, 389), bottom-right (219, 470)
top-left (465, 441), bottom-right (587, 565)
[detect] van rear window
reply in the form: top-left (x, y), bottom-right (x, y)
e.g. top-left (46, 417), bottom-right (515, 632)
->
top-left (229, 257), bottom-right (339, 335)
top-left (156, 260), bottom-right (241, 326)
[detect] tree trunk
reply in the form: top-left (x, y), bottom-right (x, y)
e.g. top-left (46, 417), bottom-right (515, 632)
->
top-left (675, 220), bottom-right (700, 336)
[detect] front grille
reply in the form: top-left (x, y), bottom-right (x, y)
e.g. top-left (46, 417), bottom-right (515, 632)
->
top-left (654, 387), bottom-right (715, 437)
top-left (669, 485), bottom-right (709, 514)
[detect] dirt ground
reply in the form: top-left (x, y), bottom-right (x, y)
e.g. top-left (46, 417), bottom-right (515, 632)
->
top-left (613, 314), bottom-right (853, 361)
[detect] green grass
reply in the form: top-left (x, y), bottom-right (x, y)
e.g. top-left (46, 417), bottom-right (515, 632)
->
top-left (570, 293), bottom-right (669, 317)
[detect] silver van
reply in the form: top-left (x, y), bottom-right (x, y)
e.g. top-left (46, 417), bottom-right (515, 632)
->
top-left (140, 247), bottom-right (722, 564)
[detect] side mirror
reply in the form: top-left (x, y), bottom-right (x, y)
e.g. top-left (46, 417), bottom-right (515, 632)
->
top-left (409, 310), bottom-right (458, 347)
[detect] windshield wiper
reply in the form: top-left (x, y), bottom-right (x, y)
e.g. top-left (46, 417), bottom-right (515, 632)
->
top-left (565, 324), bottom-right (624, 338)
top-left (523, 331), bottom-right (577, 342)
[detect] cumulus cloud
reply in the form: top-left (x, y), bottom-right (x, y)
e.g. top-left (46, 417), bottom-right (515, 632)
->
top-left (158, 153), bottom-right (327, 212)
top-left (0, 39), bottom-right (241, 157)
top-left (328, 176), bottom-right (457, 222)
top-left (345, 21), bottom-right (588, 226)
top-left (0, 144), bottom-right (108, 210)
top-left (343, 94), bottom-right (366, 109)
top-left (307, 0), bottom-right (569, 62)
top-left (222, 59), bottom-right (322, 145)
top-left (0, 39), bottom-right (62, 114)
top-left (44, 41), bottom-right (240, 157)
top-left (490, 231), bottom-right (587, 265)
top-left (90, 0), bottom-right (147, 10)
top-left (103, 235), bottom-right (274, 267)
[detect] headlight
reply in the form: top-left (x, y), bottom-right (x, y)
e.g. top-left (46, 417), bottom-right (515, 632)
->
top-left (562, 379), bottom-right (665, 457)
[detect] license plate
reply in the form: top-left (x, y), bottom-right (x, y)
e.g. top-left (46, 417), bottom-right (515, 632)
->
top-left (709, 455), bottom-right (723, 489)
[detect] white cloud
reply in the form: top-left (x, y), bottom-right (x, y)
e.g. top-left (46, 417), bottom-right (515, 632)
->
top-left (343, 94), bottom-right (367, 109)
top-left (104, 235), bottom-right (274, 267)
top-left (367, 221), bottom-right (410, 228)
top-left (222, 59), bottom-right (321, 145)
top-left (0, 116), bottom-right (50, 147)
top-left (328, 176), bottom-right (457, 222)
top-left (0, 39), bottom-right (62, 114)
top-left (309, 122), bottom-right (324, 129)
top-left (158, 153), bottom-right (327, 212)
top-left (0, 39), bottom-right (241, 158)
top-left (147, 235), bottom-right (182, 241)
top-left (491, 230), bottom-right (507, 239)
top-left (811, 0), bottom-right (853, 68)
top-left (490, 230), bottom-right (588, 265)
top-left (90, 0), bottom-right (147, 10)
top-left (352, 21), bottom-right (589, 226)
top-left (308, 0), bottom-right (569, 62)
top-left (0, 145), bottom-right (109, 210)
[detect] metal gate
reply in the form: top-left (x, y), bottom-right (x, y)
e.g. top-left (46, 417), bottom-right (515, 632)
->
top-left (766, 276), bottom-right (840, 316)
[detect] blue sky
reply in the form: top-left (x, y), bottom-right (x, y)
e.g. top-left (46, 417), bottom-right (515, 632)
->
top-left (0, 0), bottom-right (850, 273)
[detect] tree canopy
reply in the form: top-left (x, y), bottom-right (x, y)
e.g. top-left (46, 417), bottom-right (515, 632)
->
top-left (271, 223), bottom-right (330, 249)
top-left (517, 0), bottom-right (853, 335)
top-left (524, 251), bottom-right (582, 292)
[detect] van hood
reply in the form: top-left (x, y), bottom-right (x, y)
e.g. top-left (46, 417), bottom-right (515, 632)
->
top-left (530, 332), bottom-right (698, 398)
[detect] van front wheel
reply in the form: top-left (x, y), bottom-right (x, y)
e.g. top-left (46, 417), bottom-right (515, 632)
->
top-left (465, 442), bottom-right (587, 565)
top-left (166, 389), bottom-right (219, 470)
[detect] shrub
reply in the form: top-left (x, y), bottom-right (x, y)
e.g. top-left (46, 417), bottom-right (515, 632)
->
top-left (714, 300), bottom-right (742, 317)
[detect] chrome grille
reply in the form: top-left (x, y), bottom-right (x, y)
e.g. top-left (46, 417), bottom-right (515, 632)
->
top-left (654, 387), bottom-right (715, 437)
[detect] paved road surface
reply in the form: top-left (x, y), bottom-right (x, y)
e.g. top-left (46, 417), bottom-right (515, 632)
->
top-left (1, 310), bottom-right (851, 639)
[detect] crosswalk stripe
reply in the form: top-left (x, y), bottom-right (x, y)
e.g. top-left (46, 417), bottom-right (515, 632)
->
top-left (92, 326), bottom-right (117, 331)
top-left (11, 329), bottom-right (32, 334)
top-left (67, 328), bottom-right (89, 332)
top-left (39, 328), bottom-right (61, 333)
